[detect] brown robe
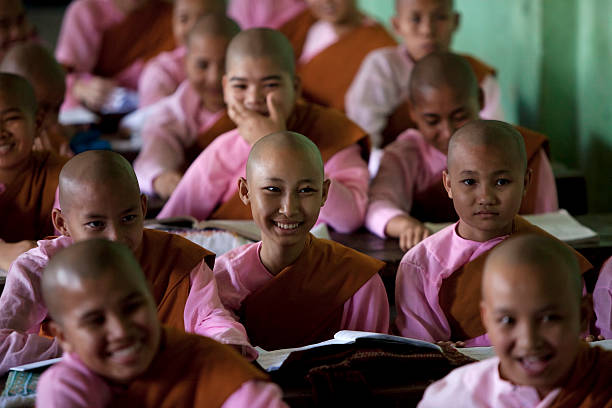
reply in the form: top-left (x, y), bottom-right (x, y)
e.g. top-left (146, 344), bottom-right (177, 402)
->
top-left (438, 215), bottom-right (593, 341)
top-left (410, 124), bottom-right (551, 222)
top-left (113, 326), bottom-right (268, 407)
top-left (549, 343), bottom-right (612, 408)
top-left (209, 100), bottom-right (369, 220)
top-left (240, 234), bottom-right (384, 350)
top-left (280, 9), bottom-right (397, 112)
top-left (0, 150), bottom-right (67, 242)
top-left (92, 0), bottom-right (175, 81)
top-left (381, 54), bottom-right (497, 146)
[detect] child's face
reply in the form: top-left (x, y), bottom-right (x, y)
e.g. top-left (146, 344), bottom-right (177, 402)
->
top-left (52, 268), bottom-right (160, 383)
top-left (481, 263), bottom-right (583, 397)
top-left (54, 182), bottom-right (146, 252)
top-left (223, 56), bottom-right (298, 120)
top-left (443, 143), bottom-right (529, 242)
top-left (393, 0), bottom-right (458, 61)
top-left (239, 149), bottom-right (329, 250)
top-left (409, 85), bottom-right (480, 155)
top-left (172, 0), bottom-right (215, 45)
top-left (0, 0), bottom-right (27, 49)
top-left (0, 91), bottom-right (36, 172)
top-left (305, 0), bottom-right (358, 25)
top-left (186, 34), bottom-right (229, 112)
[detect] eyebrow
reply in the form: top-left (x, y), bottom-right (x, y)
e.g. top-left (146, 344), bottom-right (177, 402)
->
top-left (229, 75), bottom-right (282, 82)
top-left (83, 206), bottom-right (138, 219)
top-left (458, 170), bottom-right (512, 176)
top-left (264, 178), bottom-right (316, 183)
top-left (0, 108), bottom-right (22, 115)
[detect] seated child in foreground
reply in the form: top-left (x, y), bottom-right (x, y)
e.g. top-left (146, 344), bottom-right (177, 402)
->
top-left (0, 43), bottom-right (73, 157)
top-left (138, 0), bottom-right (226, 107)
top-left (214, 131), bottom-right (389, 351)
top-left (346, 0), bottom-right (503, 150)
top-left (37, 239), bottom-right (287, 408)
top-left (0, 73), bottom-right (67, 271)
top-left (279, 0), bottom-right (396, 112)
top-left (594, 256), bottom-right (612, 339)
top-left (0, 150), bottom-right (253, 374)
top-left (394, 120), bottom-right (591, 346)
top-left (134, 13), bottom-right (240, 199)
top-left (55, 0), bottom-right (175, 112)
top-left (366, 52), bottom-right (557, 251)
top-left (159, 28), bottom-right (370, 233)
top-left (418, 234), bottom-right (612, 408)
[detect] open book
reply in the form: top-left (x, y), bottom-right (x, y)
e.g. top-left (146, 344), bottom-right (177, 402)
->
top-left (424, 209), bottom-right (598, 245)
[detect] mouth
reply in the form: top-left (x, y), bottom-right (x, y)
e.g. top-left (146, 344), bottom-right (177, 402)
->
top-left (106, 340), bottom-right (145, 365)
top-left (0, 142), bottom-right (14, 154)
top-left (474, 211), bottom-right (499, 218)
top-left (515, 353), bottom-right (554, 376)
top-left (272, 220), bottom-right (303, 232)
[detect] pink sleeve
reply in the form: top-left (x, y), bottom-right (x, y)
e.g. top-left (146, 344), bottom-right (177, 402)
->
top-left (365, 144), bottom-right (416, 238)
top-left (184, 263), bottom-right (257, 360)
top-left (478, 74), bottom-right (505, 121)
top-left (594, 257), bottom-right (612, 339)
top-left (221, 380), bottom-right (288, 408)
top-left (138, 55), bottom-right (182, 107)
top-left (340, 273), bottom-right (389, 334)
top-left (319, 145), bottom-right (369, 233)
top-left (345, 49), bottom-right (402, 148)
top-left (36, 359), bottom-right (111, 408)
top-left (529, 148), bottom-right (558, 214)
top-left (0, 256), bottom-right (61, 374)
top-left (394, 256), bottom-right (450, 342)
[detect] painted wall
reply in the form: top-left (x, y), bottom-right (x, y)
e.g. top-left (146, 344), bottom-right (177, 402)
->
top-left (358, 0), bottom-right (611, 212)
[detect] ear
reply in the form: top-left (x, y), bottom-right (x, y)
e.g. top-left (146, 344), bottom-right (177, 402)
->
top-left (442, 169), bottom-right (453, 199)
top-left (391, 16), bottom-right (401, 34)
top-left (238, 177), bottom-right (250, 205)
top-left (479, 300), bottom-right (489, 331)
top-left (320, 179), bottom-right (331, 207)
top-left (34, 108), bottom-right (45, 135)
top-left (408, 99), bottom-right (418, 125)
top-left (222, 75), bottom-right (229, 104)
top-left (52, 208), bottom-right (71, 237)
top-left (477, 87), bottom-right (485, 111)
top-left (580, 294), bottom-right (593, 334)
top-left (140, 194), bottom-right (148, 219)
top-left (48, 321), bottom-right (74, 353)
top-left (522, 168), bottom-right (533, 197)
top-left (293, 74), bottom-right (302, 99)
top-left (452, 12), bottom-right (461, 32)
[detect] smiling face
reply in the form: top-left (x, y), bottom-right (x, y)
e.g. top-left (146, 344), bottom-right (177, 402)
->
top-left (0, 90), bottom-right (36, 174)
top-left (223, 56), bottom-right (298, 118)
top-left (481, 259), bottom-right (583, 397)
top-left (172, 0), bottom-right (224, 45)
top-left (443, 141), bottom-right (529, 242)
top-left (305, 0), bottom-right (359, 25)
top-left (51, 264), bottom-right (160, 383)
top-left (410, 84), bottom-right (481, 155)
top-left (186, 34), bottom-right (230, 112)
top-left (394, 0), bottom-right (458, 61)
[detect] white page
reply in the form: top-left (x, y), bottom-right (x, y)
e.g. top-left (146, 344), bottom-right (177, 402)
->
top-left (457, 347), bottom-right (496, 361)
top-left (334, 330), bottom-right (441, 352)
top-left (256, 338), bottom-right (348, 371)
top-left (10, 357), bottom-right (62, 372)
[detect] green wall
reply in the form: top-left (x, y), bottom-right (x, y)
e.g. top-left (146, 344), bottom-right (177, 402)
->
top-left (358, 0), bottom-right (612, 212)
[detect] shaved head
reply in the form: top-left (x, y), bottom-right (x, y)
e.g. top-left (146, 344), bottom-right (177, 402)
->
top-left (409, 52), bottom-right (478, 105)
top-left (187, 13), bottom-right (240, 47)
top-left (0, 43), bottom-right (65, 107)
top-left (246, 131), bottom-right (323, 181)
top-left (396, 0), bottom-right (454, 12)
top-left (226, 28), bottom-right (295, 77)
top-left (59, 150), bottom-right (140, 213)
top-left (483, 234), bottom-right (582, 305)
top-left (42, 239), bottom-right (148, 324)
top-left (447, 119), bottom-right (526, 172)
top-left (0, 72), bottom-right (37, 114)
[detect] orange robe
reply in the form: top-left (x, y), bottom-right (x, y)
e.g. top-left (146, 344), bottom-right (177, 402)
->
top-left (240, 235), bottom-right (384, 350)
top-left (438, 216), bottom-right (593, 341)
top-left (112, 326), bottom-right (268, 407)
top-left (0, 150), bottom-right (67, 242)
top-left (280, 9), bottom-right (397, 112)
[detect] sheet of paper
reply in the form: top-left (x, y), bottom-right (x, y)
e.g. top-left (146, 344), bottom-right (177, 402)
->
top-left (457, 347), bottom-right (496, 361)
top-left (334, 330), bottom-right (441, 352)
top-left (591, 339), bottom-right (612, 351)
top-left (256, 339), bottom-right (348, 371)
top-left (10, 357), bottom-right (62, 372)
top-left (58, 106), bottom-right (99, 125)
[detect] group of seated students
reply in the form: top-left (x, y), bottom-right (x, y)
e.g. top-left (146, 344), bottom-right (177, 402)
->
top-left (0, 0), bottom-right (610, 406)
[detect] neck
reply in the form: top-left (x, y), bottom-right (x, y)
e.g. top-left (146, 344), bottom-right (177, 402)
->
top-left (331, 11), bottom-right (363, 36)
top-left (0, 156), bottom-right (32, 186)
top-left (456, 219), bottom-right (514, 242)
top-left (259, 237), bottom-right (308, 276)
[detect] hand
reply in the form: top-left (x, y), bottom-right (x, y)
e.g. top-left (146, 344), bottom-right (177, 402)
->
top-left (583, 334), bottom-right (605, 342)
top-left (153, 171), bottom-right (183, 200)
top-left (436, 340), bottom-right (466, 348)
top-left (72, 76), bottom-right (116, 111)
top-left (34, 124), bottom-right (73, 157)
top-left (0, 240), bottom-right (36, 271)
top-left (227, 93), bottom-right (286, 146)
top-left (386, 215), bottom-right (431, 251)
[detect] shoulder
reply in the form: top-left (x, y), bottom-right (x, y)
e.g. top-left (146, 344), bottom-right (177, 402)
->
top-left (384, 129), bottom-right (427, 158)
top-left (10, 237), bottom-right (72, 279)
top-left (63, 0), bottom-right (109, 21)
top-left (214, 242), bottom-right (259, 275)
top-left (359, 46), bottom-right (404, 74)
top-left (399, 224), bottom-right (456, 273)
top-left (312, 237), bottom-right (384, 271)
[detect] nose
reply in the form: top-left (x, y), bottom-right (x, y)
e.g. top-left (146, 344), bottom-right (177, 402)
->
top-left (106, 313), bottom-right (131, 340)
top-left (207, 64), bottom-right (223, 86)
top-left (420, 15), bottom-right (434, 36)
top-left (478, 184), bottom-right (497, 205)
top-left (244, 84), bottom-right (263, 107)
top-left (279, 192), bottom-right (298, 217)
top-left (517, 320), bottom-right (542, 350)
top-left (438, 120), bottom-right (455, 146)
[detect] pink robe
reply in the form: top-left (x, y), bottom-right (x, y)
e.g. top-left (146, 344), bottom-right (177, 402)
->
top-left (158, 129), bottom-right (369, 233)
top-left (594, 257), bottom-right (612, 339)
top-left (345, 45), bottom-right (504, 148)
top-left (0, 235), bottom-right (254, 375)
top-left (133, 80), bottom-right (225, 194)
top-left (36, 352), bottom-right (287, 408)
top-left (417, 357), bottom-right (561, 408)
top-left (365, 128), bottom-right (558, 238)
top-left (138, 46), bottom-right (187, 108)
top-left (214, 240), bottom-right (389, 339)
top-left (227, 0), bottom-right (307, 29)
